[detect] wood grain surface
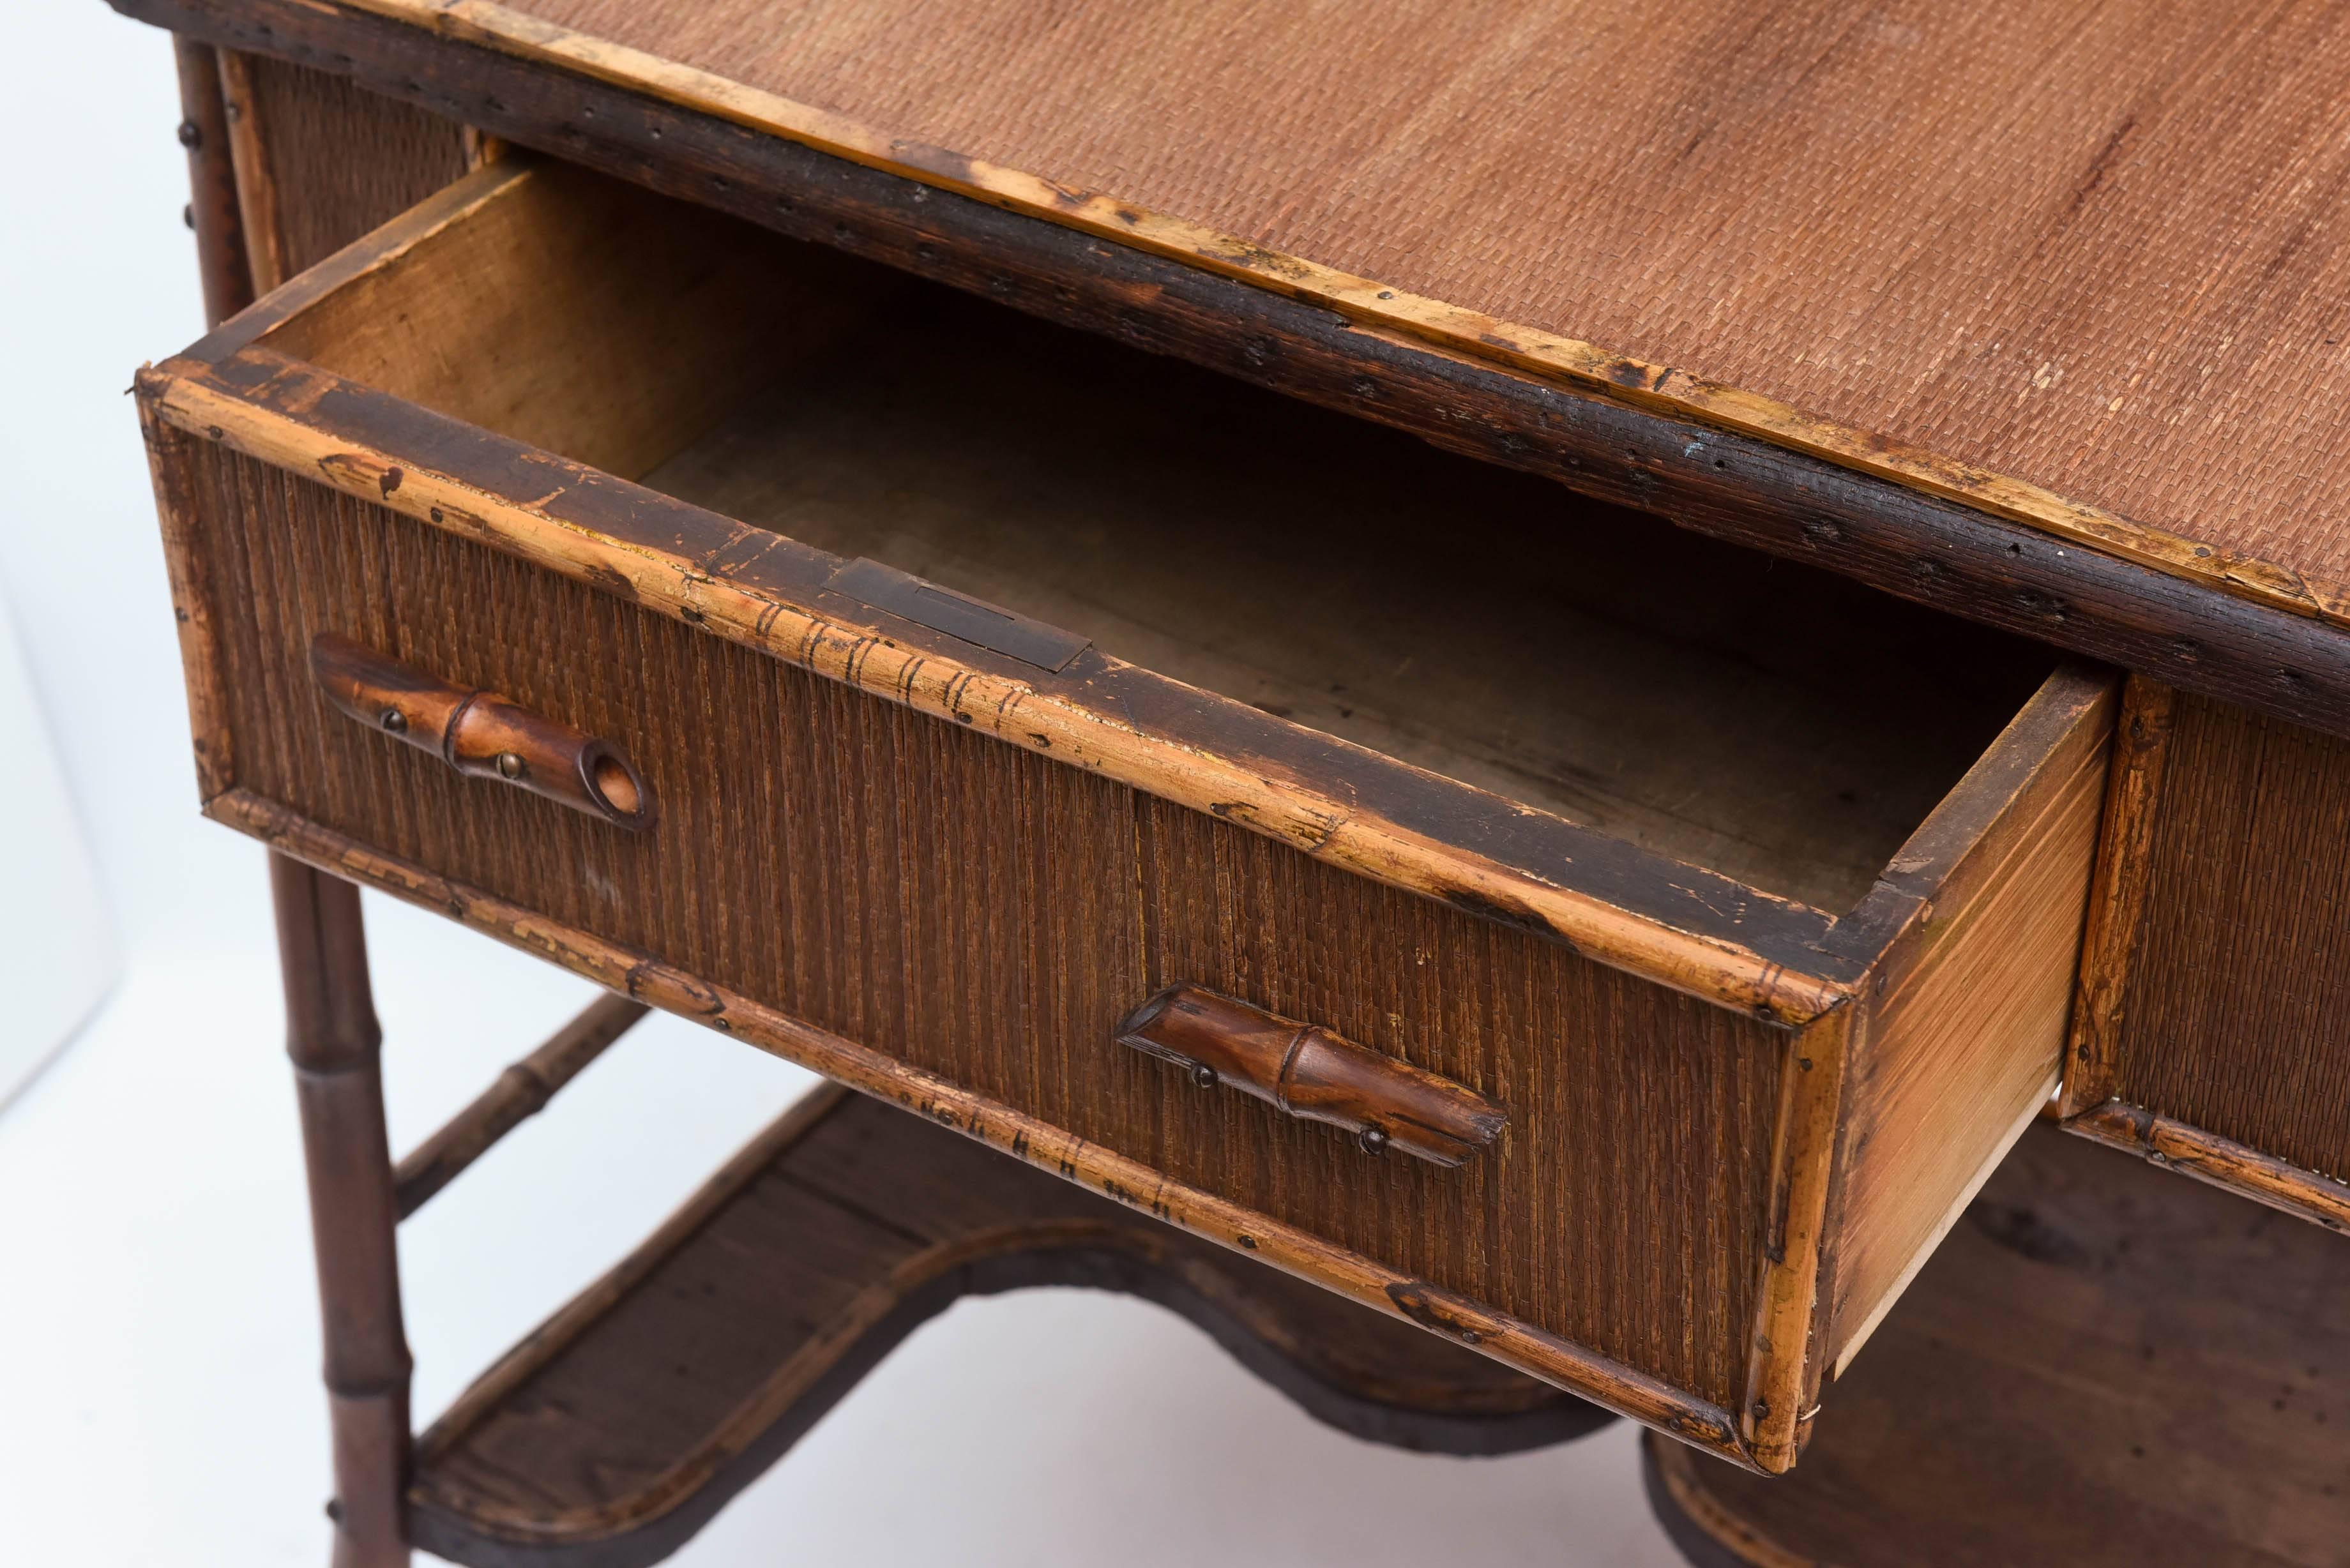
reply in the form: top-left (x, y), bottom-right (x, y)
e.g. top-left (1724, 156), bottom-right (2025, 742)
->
top-left (2061, 675), bottom-right (2179, 1117)
top-left (1821, 670), bottom-right (2112, 1372)
top-left (409, 1085), bottom-right (1609, 1568)
top-left (224, 0), bottom-right (2350, 634)
top-left (1648, 1124), bottom-right (2350, 1567)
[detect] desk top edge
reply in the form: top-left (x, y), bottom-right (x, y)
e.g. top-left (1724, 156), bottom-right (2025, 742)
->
top-left (307, 0), bottom-right (2350, 642)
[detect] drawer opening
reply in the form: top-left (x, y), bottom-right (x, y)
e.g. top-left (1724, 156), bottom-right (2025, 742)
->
top-left (248, 160), bottom-right (2052, 916)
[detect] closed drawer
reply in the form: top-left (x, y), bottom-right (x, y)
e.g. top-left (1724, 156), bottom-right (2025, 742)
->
top-left (139, 157), bottom-right (2113, 1473)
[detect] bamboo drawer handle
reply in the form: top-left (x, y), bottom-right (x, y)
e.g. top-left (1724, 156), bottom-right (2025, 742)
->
top-left (310, 633), bottom-right (655, 831)
top-left (1116, 983), bottom-right (1506, 1167)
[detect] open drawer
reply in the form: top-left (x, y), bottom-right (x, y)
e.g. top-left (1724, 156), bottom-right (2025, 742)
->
top-left (138, 156), bottom-right (2113, 1473)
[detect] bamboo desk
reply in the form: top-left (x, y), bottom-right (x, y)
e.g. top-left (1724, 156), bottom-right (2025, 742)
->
top-left (107, 3), bottom-right (2350, 1563)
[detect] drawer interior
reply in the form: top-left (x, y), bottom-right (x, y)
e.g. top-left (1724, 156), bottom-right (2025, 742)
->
top-left (254, 160), bottom-right (2052, 915)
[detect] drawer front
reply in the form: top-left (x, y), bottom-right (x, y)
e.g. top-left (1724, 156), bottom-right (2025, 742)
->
top-left (182, 439), bottom-right (1782, 1416)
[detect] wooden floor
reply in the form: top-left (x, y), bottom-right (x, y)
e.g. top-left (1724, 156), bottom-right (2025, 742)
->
top-left (1646, 1124), bottom-right (2350, 1567)
top-left (407, 1085), bottom-right (1609, 1568)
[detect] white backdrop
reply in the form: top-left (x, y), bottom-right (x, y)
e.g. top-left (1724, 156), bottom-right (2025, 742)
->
top-left (0, 585), bottom-right (112, 1107)
top-left (0, 7), bottom-right (1684, 1564)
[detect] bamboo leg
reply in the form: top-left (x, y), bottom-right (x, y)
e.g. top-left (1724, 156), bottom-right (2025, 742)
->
top-left (169, 35), bottom-right (254, 326)
top-left (190, 29), bottom-right (405, 1563)
top-left (393, 993), bottom-right (647, 1219)
top-left (273, 853), bottom-right (411, 1568)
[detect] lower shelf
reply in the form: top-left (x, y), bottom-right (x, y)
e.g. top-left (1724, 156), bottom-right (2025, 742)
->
top-left (1645, 1122), bottom-right (2350, 1567)
top-left (408, 1085), bottom-right (1607, 1567)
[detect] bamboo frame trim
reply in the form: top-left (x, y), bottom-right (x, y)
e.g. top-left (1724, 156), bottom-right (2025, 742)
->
top-left (2060, 675), bottom-right (2179, 1117)
top-left (392, 991), bottom-right (648, 1217)
top-left (1739, 1004), bottom-right (1851, 1474)
top-left (314, 0), bottom-right (2350, 633)
top-left (213, 787), bottom-right (1766, 1472)
top-left (212, 49), bottom-right (288, 294)
top-left (141, 419), bottom-right (238, 801)
top-left (2065, 1099), bottom-right (2350, 1238)
top-left (137, 359), bottom-right (1854, 1026)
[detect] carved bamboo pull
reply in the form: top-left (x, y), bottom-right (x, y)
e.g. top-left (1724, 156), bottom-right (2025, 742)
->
top-left (310, 633), bottom-right (655, 831)
top-left (1116, 983), bottom-right (1506, 1167)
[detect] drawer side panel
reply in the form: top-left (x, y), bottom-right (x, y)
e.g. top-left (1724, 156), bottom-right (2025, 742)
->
top-left (189, 444), bottom-right (1778, 1409)
top-left (1826, 682), bottom-right (2111, 1366)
